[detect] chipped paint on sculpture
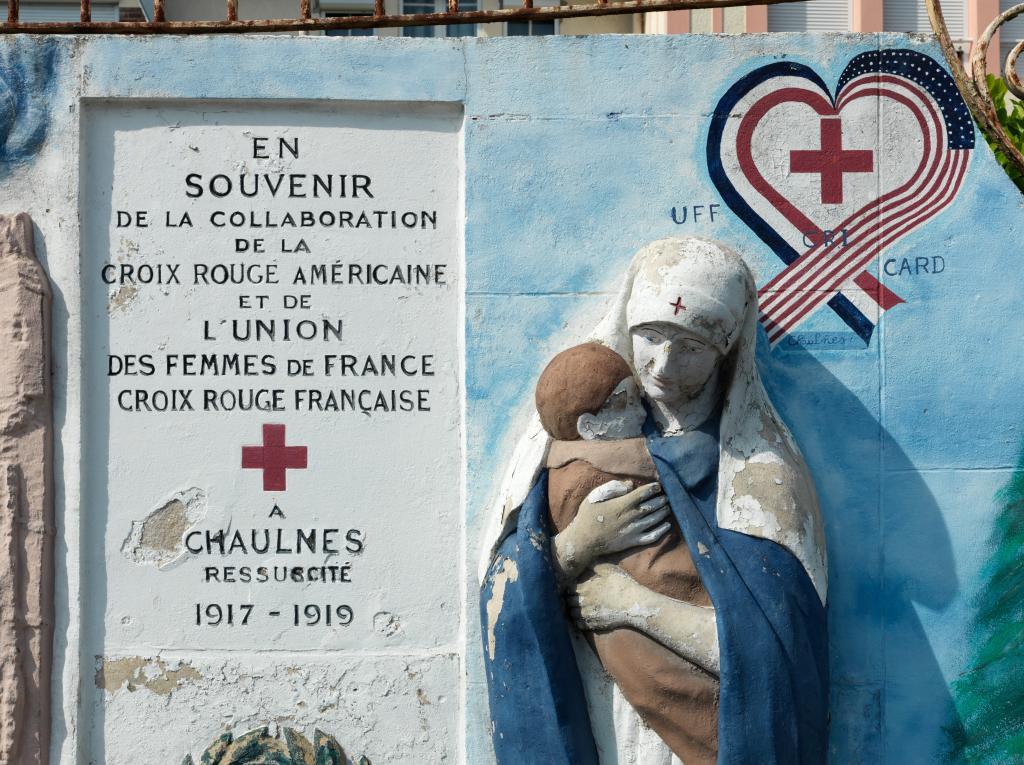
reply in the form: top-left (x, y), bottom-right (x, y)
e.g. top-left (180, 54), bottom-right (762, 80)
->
top-left (480, 237), bottom-right (828, 763)
top-left (484, 558), bottom-right (517, 662)
top-left (483, 237), bottom-right (827, 598)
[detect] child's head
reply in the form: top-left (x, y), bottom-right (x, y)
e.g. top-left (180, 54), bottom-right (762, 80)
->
top-left (535, 342), bottom-right (647, 441)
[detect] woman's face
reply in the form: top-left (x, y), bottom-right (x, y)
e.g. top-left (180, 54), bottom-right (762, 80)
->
top-left (630, 322), bottom-right (721, 404)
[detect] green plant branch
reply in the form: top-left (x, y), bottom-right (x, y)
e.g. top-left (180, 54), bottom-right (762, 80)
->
top-left (984, 74), bottom-right (1024, 194)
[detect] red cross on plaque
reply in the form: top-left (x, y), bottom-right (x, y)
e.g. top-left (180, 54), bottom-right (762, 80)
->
top-left (241, 424), bottom-right (308, 492)
top-left (790, 118), bottom-right (873, 205)
top-left (670, 297), bottom-right (687, 315)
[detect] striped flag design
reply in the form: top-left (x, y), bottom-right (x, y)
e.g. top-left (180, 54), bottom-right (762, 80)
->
top-left (708, 50), bottom-right (974, 346)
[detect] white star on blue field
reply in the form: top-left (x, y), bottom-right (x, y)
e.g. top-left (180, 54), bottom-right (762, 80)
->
top-left (837, 49), bottom-right (975, 149)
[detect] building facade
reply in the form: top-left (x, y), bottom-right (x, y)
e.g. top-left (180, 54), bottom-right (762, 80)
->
top-left (11, 0), bottom-right (1014, 71)
top-left (15, 0), bottom-right (638, 35)
top-left (647, 0), bottom-right (1009, 73)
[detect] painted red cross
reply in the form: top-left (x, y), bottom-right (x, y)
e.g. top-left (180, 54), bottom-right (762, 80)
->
top-left (670, 297), bottom-right (687, 315)
top-left (241, 424), bottom-right (307, 492)
top-left (790, 117), bottom-right (873, 205)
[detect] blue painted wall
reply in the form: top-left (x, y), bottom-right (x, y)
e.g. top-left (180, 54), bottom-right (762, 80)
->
top-left (460, 33), bottom-right (1023, 764)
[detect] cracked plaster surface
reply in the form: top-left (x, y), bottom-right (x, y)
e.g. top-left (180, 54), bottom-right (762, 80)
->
top-left (120, 487), bottom-right (206, 567)
top-left (92, 654), bottom-right (458, 764)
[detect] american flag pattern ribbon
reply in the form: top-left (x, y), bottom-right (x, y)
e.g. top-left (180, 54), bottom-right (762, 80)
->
top-left (707, 50), bottom-right (974, 346)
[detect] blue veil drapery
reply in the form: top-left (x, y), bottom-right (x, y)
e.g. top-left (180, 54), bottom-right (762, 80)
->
top-left (479, 412), bottom-right (828, 764)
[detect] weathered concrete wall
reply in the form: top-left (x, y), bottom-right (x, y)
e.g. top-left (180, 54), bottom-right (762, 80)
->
top-left (0, 31), bottom-right (1018, 764)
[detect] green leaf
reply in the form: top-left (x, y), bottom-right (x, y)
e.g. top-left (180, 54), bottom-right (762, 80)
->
top-left (984, 73), bottom-right (1024, 194)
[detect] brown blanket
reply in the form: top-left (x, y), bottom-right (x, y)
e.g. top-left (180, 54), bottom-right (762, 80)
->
top-left (546, 438), bottom-right (719, 764)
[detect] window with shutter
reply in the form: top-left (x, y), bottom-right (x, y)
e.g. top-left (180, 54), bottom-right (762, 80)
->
top-left (767, 0), bottom-right (848, 33)
top-left (402, 0), bottom-right (479, 36)
top-left (884, 0), bottom-right (946, 35)
top-left (501, 0), bottom-right (558, 35)
top-left (935, 0), bottom-right (966, 38)
top-left (323, 10), bottom-right (375, 35)
top-left (19, 1), bottom-right (117, 20)
top-left (1000, 0), bottom-right (1024, 69)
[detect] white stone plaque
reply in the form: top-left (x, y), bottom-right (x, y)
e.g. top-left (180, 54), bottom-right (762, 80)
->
top-left (80, 101), bottom-right (462, 759)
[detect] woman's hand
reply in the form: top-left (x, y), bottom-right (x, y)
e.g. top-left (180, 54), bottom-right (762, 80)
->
top-left (552, 480), bottom-right (671, 584)
top-left (565, 563), bottom-right (651, 631)
top-left (566, 563), bottom-right (721, 677)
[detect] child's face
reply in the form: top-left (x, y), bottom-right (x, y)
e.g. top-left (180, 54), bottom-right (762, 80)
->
top-left (576, 377), bottom-right (647, 440)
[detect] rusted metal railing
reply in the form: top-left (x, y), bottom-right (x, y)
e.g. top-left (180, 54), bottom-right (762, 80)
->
top-left (0, 0), bottom-right (801, 33)
top-left (928, 0), bottom-right (1024, 176)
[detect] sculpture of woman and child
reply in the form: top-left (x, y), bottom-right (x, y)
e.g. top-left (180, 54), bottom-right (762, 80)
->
top-left (479, 237), bottom-right (829, 764)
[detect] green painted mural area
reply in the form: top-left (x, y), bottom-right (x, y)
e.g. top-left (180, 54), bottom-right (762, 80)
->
top-left (949, 449), bottom-right (1024, 763)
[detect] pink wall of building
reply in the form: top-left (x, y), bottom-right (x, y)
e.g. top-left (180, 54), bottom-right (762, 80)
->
top-left (647, 0), bottom-right (1004, 76)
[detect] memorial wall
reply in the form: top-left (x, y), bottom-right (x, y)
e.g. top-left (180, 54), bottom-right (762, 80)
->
top-left (0, 31), bottom-right (1020, 764)
top-left (81, 100), bottom-right (462, 762)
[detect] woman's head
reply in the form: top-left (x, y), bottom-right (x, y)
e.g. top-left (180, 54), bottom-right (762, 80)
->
top-left (630, 322), bottom-right (720, 405)
top-left (622, 237), bottom-right (754, 403)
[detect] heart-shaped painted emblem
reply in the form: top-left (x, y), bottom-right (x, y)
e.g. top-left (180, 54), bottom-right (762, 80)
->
top-left (707, 49), bottom-right (974, 345)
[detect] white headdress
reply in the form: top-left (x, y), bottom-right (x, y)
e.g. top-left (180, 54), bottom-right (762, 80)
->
top-left (479, 236), bottom-right (827, 603)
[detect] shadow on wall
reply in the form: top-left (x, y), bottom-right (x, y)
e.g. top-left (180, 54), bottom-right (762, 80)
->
top-left (0, 39), bottom-right (58, 172)
top-left (29, 217), bottom-right (71, 765)
top-left (759, 339), bottom-right (960, 765)
top-left (76, 96), bottom-right (118, 763)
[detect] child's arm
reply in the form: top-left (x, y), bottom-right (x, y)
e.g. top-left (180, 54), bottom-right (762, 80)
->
top-left (566, 563), bottom-right (720, 677)
top-left (551, 481), bottom-right (670, 585)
